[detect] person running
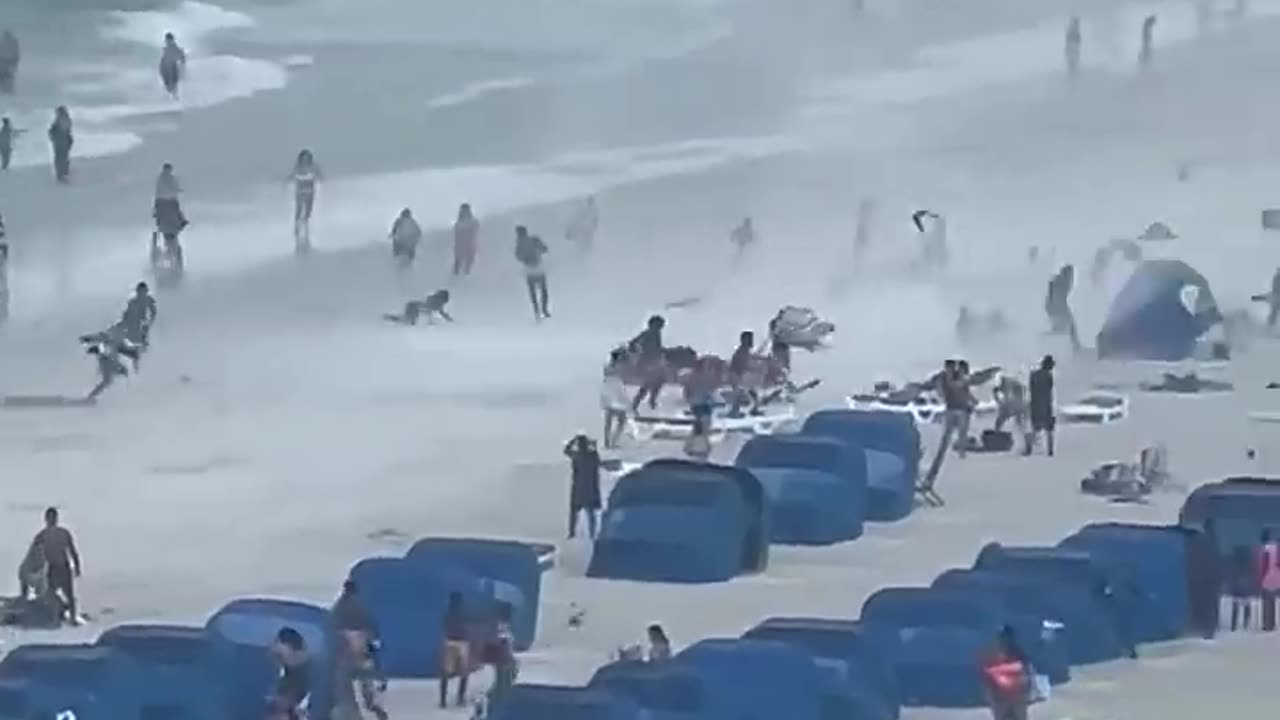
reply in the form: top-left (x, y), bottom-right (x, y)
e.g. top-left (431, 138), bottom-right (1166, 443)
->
top-left (514, 225), bottom-right (549, 319)
top-left (383, 290), bottom-right (453, 326)
top-left (1027, 355), bottom-right (1056, 456)
top-left (0, 30), bottom-right (19, 95)
top-left (389, 209), bottom-right (422, 268)
top-left (48, 106), bottom-right (73, 184)
top-left (121, 281), bottom-right (158, 357)
top-left (1138, 15), bottom-right (1157, 71)
top-left (453, 203), bottom-right (479, 276)
top-left (563, 434), bottom-right (603, 539)
top-left (1065, 17), bottom-right (1082, 80)
top-left (332, 580), bottom-right (389, 720)
top-left (600, 351), bottom-right (630, 449)
top-left (439, 592), bottom-right (471, 708)
top-left (628, 315), bottom-right (666, 412)
top-left (565, 196), bottom-right (599, 251)
top-left (0, 117), bottom-right (25, 171)
top-left (288, 150), bottom-right (322, 253)
top-left (26, 508), bottom-right (82, 626)
top-left (268, 627), bottom-right (311, 720)
top-left (159, 33), bottom-right (187, 99)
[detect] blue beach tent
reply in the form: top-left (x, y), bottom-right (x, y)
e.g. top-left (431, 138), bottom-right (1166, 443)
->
top-left (97, 623), bottom-right (228, 720)
top-left (736, 435), bottom-right (867, 544)
top-left (489, 684), bottom-right (641, 720)
top-left (0, 644), bottom-right (141, 720)
top-left (405, 537), bottom-right (542, 650)
top-left (205, 598), bottom-right (337, 720)
top-left (802, 410), bottom-right (917, 521)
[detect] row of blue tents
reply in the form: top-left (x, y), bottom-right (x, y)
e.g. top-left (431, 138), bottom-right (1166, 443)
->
top-left (492, 512), bottom-right (1268, 720)
top-left (0, 537), bottom-right (548, 720)
top-left (2, 402), bottom-right (1278, 720)
top-left (588, 410), bottom-right (921, 583)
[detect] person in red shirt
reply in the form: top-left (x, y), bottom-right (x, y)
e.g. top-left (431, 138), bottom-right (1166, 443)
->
top-left (980, 627), bottom-right (1030, 720)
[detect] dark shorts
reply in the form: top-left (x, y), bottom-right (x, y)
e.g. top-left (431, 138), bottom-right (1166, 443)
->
top-left (1030, 413), bottom-right (1055, 432)
top-left (47, 562), bottom-right (73, 595)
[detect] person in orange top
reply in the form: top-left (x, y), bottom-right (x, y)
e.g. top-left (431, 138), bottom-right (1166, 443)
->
top-left (980, 627), bottom-right (1030, 720)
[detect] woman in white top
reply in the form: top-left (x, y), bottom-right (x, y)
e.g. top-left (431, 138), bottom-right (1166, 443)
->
top-left (289, 149), bottom-right (322, 252)
top-left (600, 350), bottom-right (631, 449)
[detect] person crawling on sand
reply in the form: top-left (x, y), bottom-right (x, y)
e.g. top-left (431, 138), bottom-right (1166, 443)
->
top-left (384, 290), bottom-right (453, 325)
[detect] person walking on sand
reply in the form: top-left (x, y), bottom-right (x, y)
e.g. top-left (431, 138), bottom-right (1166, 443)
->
top-left (288, 149), bottom-right (322, 253)
top-left (0, 117), bottom-right (25, 170)
top-left (563, 434), bottom-right (603, 539)
top-left (453, 203), bottom-right (479, 277)
top-left (389, 208), bottom-right (421, 269)
top-left (514, 225), bottom-right (549, 320)
top-left (1027, 355), bottom-right (1056, 456)
top-left (439, 592), bottom-right (471, 708)
top-left (26, 507), bottom-right (82, 625)
top-left (600, 350), bottom-right (631, 449)
top-left (159, 33), bottom-right (187, 99)
top-left (48, 106), bottom-right (73, 184)
top-left (921, 359), bottom-right (970, 491)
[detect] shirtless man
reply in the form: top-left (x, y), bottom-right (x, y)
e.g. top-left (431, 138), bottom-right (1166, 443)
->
top-left (26, 508), bottom-right (82, 625)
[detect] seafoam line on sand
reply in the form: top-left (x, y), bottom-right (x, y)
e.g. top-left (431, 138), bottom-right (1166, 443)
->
top-left (797, 0), bottom-right (1280, 132)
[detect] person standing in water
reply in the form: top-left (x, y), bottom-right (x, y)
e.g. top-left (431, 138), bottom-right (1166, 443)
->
top-left (514, 225), bottom-right (549, 320)
top-left (453, 203), bottom-right (479, 277)
top-left (0, 30), bottom-right (19, 95)
top-left (48, 107), bottom-right (73, 184)
top-left (159, 32), bottom-right (187, 99)
top-left (26, 508), bottom-right (82, 625)
top-left (288, 150), bottom-right (321, 253)
top-left (0, 117), bottom-right (24, 170)
top-left (1065, 17), bottom-right (1082, 81)
top-left (1138, 15), bottom-right (1157, 72)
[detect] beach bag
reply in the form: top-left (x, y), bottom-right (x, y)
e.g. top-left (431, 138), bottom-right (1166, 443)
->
top-left (982, 430), bottom-right (1013, 452)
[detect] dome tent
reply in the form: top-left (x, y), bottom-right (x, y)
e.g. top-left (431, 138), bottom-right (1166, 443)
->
top-left (405, 537), bottom-right (542, 651)
top-left (1096, 259), bottom-right (1224, 361)
top-left (736, 434), bottom-right (866, 544)
top-left (205, 598), bottom-right (338, 720)
top-left (801, 410), bottom-right (918, 521)
top-left (96, 624), bottom-right (229, 720)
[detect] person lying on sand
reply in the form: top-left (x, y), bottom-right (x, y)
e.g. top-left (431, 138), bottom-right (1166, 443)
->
top-left (384, 290), bottom-right (453, 325)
